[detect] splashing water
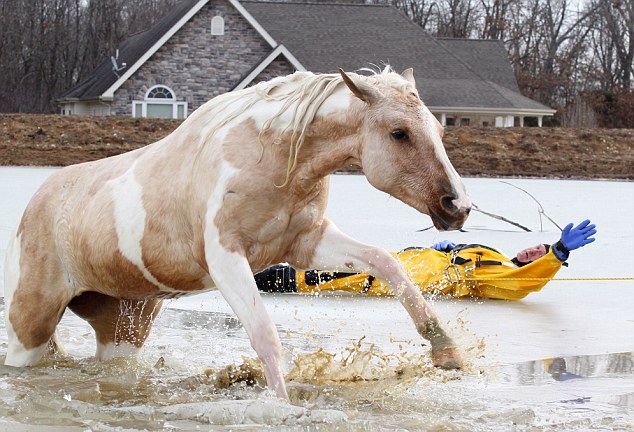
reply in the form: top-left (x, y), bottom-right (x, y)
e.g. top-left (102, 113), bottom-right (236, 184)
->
top-left (0, 298), bottom-right (632, 431)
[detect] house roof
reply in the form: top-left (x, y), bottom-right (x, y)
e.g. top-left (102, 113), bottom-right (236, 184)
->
top-left (62, 0), bottom-right (554, 114)
top-left (63, 0), bottom-right (203, 100)
top-left (241, 1), bottom-right (552, 112)
top-left (435, 38), bottom-right (521, 93)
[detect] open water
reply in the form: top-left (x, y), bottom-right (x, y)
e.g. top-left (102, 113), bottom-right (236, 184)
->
top-left (0, 295), bottom-right (632, 431)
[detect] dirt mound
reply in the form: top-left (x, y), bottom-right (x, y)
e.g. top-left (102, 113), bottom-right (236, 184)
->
top-left (1, 114), bottom-right (632, 179)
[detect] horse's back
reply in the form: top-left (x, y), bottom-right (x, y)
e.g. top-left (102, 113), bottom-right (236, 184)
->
top-left (15, 142), bottom-right (211, 299)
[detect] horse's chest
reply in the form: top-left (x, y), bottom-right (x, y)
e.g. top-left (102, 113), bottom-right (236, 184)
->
top-left (245, 204), bottom-right (321, 265)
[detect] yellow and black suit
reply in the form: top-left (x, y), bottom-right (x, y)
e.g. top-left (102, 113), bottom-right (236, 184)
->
top-left (254, 244), bottom-right (565, 301)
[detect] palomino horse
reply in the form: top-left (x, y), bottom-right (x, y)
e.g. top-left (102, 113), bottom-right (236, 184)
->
top-left (4, 67), bottom-right (471, 399)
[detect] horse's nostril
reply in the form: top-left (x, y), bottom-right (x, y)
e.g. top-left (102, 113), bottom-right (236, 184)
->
top-left (441, 195), bottom-right (458, 213)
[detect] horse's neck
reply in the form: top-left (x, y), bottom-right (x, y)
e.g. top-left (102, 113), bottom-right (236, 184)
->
top-left (297, 101), bottom-right (364, 179)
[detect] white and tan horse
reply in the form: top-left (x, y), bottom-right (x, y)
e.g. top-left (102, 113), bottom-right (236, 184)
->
top-left (4, 67), bottom-right (471, 399)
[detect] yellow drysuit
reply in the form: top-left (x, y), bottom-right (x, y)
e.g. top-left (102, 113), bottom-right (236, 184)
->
top-left (296, 245), bottom-right (564, 300)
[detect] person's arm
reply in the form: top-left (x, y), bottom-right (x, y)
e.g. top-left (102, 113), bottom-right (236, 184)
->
top-left (551, 219), bottom-right (597, 262)
top-left (473, 220), bottom-right (597, 300)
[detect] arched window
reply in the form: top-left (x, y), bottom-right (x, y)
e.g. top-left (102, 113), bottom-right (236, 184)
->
top-left (147, 86), bottom-right (174, 99)
top-left (211, 15), bottom-right (224, 35)
top-left (132, 85), bottom-right (187, 119)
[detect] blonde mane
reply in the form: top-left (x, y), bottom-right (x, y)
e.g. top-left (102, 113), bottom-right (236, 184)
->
top-left (195, 65), bottom-right (409, 187)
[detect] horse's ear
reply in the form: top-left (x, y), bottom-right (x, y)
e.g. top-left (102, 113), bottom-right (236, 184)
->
top-left (402, 68), bottom-right (416, 86)
top-left (339, 68), bottom-right (379, 104)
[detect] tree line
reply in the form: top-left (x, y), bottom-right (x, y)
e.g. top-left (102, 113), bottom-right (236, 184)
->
top-left (1, 0), bottom-right (632, 127)
top-left (0, 0), bottom-right (178, 114)
top-left (382, 0), bottom-right (634, 127)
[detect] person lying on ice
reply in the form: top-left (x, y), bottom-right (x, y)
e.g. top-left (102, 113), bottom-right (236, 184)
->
top-left (254, 220), bottom-right (597, 301)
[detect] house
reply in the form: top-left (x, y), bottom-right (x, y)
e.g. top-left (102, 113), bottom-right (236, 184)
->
top-left (59, 0), bottom-right (555, 127)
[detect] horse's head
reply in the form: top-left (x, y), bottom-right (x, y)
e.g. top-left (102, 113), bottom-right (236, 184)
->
top-left (340, 68), bottom-right (471, 231)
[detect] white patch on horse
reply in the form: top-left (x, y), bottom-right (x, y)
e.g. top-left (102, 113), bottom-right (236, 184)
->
top-left (4, 232), bottom-right (49, 366)
top-left (3, 230), bottom-right (20, 315)
top-left (96, 341), bottom-right (141, 361)
top-left (314, 85), bottom-right (352, 117)
top-left (424, 108), bottom-right (470, 209)
top-left (199, 72), bottom-right (351, 146)
top-left (108, 162), bottom-right (175, 293)
top-left (203, 161), bottom-right (240, 259)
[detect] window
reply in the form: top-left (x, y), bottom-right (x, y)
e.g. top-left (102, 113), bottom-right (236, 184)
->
top-left (132, 85), bottom-right (187, 119)
top-left (147, 86), bottom-right (174, 99)
top-left (211, 16), bottom-right (224, 35)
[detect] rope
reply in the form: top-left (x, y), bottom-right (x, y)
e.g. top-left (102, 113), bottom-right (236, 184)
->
top-left (457, 277), bottom-right (634, 282)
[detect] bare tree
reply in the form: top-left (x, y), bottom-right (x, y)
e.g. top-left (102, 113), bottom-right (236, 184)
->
top-left (436, 0), bottom-right (480, 38)
top-left (504, 0), bottom-right (598, 109)
top-left (588, 0), bottom-right (634, 90)
top-left (0, 0), bottom-right (178, 114)
top-left (561, 94), bottom-right (599, 127)
top-left (479, 0), bottom-right (515, 40)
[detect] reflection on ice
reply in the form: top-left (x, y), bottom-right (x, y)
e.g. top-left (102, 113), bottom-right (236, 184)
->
top-left (494, 351), bottom-right (634, 386)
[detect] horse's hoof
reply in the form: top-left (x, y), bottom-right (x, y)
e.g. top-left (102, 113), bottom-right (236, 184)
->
top-left (431, 347), bottom-right (463, 370)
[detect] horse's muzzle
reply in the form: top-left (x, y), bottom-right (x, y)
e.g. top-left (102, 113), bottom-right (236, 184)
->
top-left (431, 194), bottom-right (471, 231)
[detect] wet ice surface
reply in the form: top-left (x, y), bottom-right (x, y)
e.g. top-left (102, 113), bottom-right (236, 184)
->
top-left (1, 167), bottom-right (633, 430)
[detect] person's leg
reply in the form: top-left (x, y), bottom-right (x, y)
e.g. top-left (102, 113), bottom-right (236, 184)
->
top-left (254, 264), bottom-right (297, 293)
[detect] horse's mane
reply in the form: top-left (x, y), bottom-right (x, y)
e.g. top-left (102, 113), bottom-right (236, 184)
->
top-left (196, 65), bottom-right (407, 187)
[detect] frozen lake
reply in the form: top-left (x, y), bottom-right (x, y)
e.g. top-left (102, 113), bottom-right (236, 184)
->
top-left (1, 166), bottom-right (633, 430)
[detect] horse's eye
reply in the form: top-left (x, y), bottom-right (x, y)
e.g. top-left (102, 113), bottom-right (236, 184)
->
top-left (391, 129), bottom-right (409, 141)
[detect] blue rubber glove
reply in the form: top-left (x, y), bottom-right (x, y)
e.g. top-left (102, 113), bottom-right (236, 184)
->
top-left (431, 240), bottom-right (456, 252)
top-left (552, 220), bottom-right (597, 261)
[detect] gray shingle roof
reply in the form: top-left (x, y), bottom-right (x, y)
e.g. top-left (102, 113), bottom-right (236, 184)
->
top-left (436, 38), bottom-right (520, 92)
top-left (241, 1), bottom-right (552, 111)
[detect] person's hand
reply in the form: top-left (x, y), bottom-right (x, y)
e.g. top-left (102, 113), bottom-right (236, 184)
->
top-left (552, 220), bottom-right (596, 261)
top-left (561, 220), bottom-right (597, 251)
top-left (431, 240), bottom-right (456, 252)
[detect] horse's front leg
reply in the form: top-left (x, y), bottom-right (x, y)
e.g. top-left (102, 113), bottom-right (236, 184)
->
top-left (206, 247), bottom-right (288, 399)
top-left (302, 221), bottom-right (463, 369)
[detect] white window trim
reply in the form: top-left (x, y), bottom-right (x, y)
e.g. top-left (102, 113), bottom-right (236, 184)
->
top-left (211, 15), bottom-right (225, 35)
top-left (132, 100), bottom-right (188, 119)
top-left (145, 84), bottom-right (176, 100)
top-left (133, 85), bottom-right (187, 119)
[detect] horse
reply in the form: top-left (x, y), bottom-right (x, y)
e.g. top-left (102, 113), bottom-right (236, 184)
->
top-left (3, 66), bottom-right (471, 399)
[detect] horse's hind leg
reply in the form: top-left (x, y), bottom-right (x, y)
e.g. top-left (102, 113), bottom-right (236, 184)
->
top-left (4, 233), bottom-right (73, 367)
top-left (67, 292), bottom-right (163, 361)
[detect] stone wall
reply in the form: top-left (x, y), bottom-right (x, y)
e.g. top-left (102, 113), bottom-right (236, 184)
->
top-left (112, 0), bottom-right (275, 116)
top-left (252, 55), bottom-right (295, 84)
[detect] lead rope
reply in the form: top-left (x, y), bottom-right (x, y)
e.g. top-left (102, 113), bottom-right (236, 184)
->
top-left (458, 277), bottom-right (634, 281)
